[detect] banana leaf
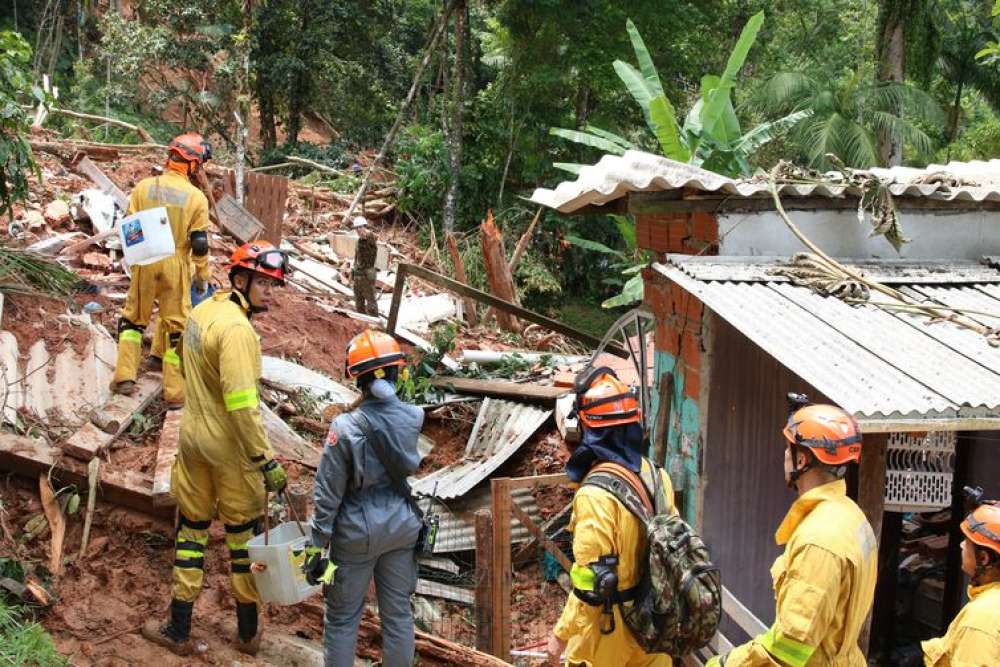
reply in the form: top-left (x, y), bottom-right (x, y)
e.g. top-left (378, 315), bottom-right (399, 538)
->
top-left (700, 12), bottom-right (763, 142)
top-left (584, 125), bottom-right (636, 150)
top-left (614, 60), bottom-right (655, 120)
top-left (553, 162), bottom-right (585, 175)
top-left (625, 18), bottom-right (666, 100)
top-left (549, 128), bottom-right (628, 156)
top-left (602, 273), bottom-right (644, 309)
top-left (649, 95), bottom-right (690, 162)
top-left (564, 234), bottom-right (627, 259)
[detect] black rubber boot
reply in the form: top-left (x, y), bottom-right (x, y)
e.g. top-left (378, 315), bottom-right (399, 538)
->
top-left (141, 599), bottom-right (193, 656)
top-left (235, 602), bottom-right (261, 655)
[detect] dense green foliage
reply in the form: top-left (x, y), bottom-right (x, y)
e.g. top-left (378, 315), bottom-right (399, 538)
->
top-left (4, 0), bottom-right (1000, 314)
top-left (0, 30), bottom-right (40, 219)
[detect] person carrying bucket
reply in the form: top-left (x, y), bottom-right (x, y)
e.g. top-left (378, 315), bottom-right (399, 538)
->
top-left (141, 241), bottom-right (290, 657)
top-left (303, 330), bottom-right (424, 667)
top-left (110, 132), bottom-right (214, 406)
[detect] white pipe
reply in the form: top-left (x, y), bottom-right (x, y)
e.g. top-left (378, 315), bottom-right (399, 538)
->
top-left (459, 350), bottom-right (588, 366)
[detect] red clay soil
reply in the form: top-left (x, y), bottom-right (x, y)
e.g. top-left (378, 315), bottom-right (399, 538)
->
top-left (510, 561), bottom-right (569, 655)
top-left (0, 477), bottom-right (324, 667)
top-left (254, 291), bottom-right (366, 382)
top-left (2, 293), bottom-right (96, 360)
top-left (417, 407), bottom-right (477, 475)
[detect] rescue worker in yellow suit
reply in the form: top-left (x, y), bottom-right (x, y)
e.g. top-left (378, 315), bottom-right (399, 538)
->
top-left (546, 369), bottom-right (675, 667)
top-left (111, 132), bottom-right (213, 406)
top-left (141, 241), bottom-right (289, 657)
top-left (708, 396), bottom-right (877, 667)
top-left (922, 499), bottom-right (1000, 664)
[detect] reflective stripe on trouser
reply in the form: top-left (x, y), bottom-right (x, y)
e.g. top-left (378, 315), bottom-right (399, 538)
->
top-left (163, 332), bottom-right (184, 405)
top-left (226, 519), bottom-right (260, 604)
top-left (112, 255), bottom-right (192, 386)
top-left (170, 514), bottom-right (210, 603)
top-left (170, 442), bottom-right (265, 605)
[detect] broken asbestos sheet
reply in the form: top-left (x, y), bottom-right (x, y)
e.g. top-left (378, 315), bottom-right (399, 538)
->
top-left (0, 324), bottom-right (117, 426)
top-left (411, 398), bottom-right (551, 499)
top-left (262, 355), bottom-right (359, 408)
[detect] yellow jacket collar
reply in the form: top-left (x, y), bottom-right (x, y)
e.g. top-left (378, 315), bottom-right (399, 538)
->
top-left (215, 289), bottom-right (251, 314)
top-left (968, 581), bottom-right (1000, 600)
top-left (775, 479), bottom-right (847, 545)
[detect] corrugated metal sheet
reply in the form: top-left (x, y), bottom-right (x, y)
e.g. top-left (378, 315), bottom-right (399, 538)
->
top-left (530, 150), bottom-right (1000, 214)
top-left (428, 486), bottom-right (542, 554)
top-left (655, 258), bottom-right (1000, 421)
top-left (669, 256), bottom-right (1000, 285)
top-left (412, 398), bottom-right (551, 499)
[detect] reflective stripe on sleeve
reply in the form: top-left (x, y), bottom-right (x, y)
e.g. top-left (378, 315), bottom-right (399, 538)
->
top-left (224, 387), bottom-right (258, 411)
top-left (570, 563), bottom-right (596, 591)
top-left (759, 625), bottom-right (816, 667)
top-left (120, 329), bottom-right (142, 344)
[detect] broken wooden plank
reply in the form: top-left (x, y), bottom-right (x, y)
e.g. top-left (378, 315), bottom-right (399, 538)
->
top-left (152, 409), bottom-right (182, 507)
top-left (510, 497), bottom-right (571, 574)
top-left (387, 263), bottom-right (629, 358)
top-left (62, 229), bottom-right (117, 257)
top-left (445, 233), bottom-right (477, 327)
top-left (0, 433), bottom-right (168, 518)
top-left (429, 376), bottom-right (568, 403)
top-left (63, 422), bottom-right (116, 463)
top-left (90, 375), bottom-right (162, 435)
top-left (554, 393), bottom-right (580, 443)
top-left (39, 474), bottom-right (66, 576)
top-left (479, 211), bottom-right (517, 331)
top-left (216, 194), bottom-right (265, 244)
top-left (71, 155), bottom-right (128, 211)
top-left (262, 404), bottom-right (322, 468)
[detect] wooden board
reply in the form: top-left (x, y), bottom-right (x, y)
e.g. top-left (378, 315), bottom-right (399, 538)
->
top-left (152, 409), bottom-right (182, 507)
top-left (0, 433), bottom-right (168, 518)
top-left (71, 156), bottom-right (128, 211)
top-left (216, 194), bottom-right (265, 244)
top-left (429, 377), bottom-right (568, 403)
top-left (226, 170), bottom-right (288, 245)
top-left (63, 422), bottom-right (116, 463)
top-left (91, 375), bottom-right (162, 435)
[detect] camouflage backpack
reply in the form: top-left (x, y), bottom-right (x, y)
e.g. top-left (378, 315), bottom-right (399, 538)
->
top-left (583, 459), bottom-right (722, 657)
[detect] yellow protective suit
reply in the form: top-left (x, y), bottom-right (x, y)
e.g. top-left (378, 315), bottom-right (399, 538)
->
top-left (922, 581), bottom-right (1000, 666)
top-left (169, 290), bottom-right (272, 605)
top-left (112, 170), bottom-right (210, 404)
top-left (553, 459), bottom-right (675, 667)
top-left (716, 480), bottom-right (877, 667)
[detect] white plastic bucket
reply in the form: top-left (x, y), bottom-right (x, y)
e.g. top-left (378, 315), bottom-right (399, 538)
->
top-left (117, 206), bottom-right (175, 266)
top-left (247, 521), bottom-right (322, 605)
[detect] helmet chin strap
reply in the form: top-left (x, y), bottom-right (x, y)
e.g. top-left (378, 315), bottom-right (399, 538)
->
top-left (786, 444), bottom-right (813, 491)
top-left (234, 272), bottom-right (268, 317)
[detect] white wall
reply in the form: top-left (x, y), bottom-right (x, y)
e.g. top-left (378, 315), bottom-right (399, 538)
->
top-left (718, 209), bottom-right (1000, 259)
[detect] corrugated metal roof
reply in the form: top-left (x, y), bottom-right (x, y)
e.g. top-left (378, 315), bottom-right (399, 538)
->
top-left (428, 486), bottom-right (542, 554)
top-left (530, 150), bottom-right (1000, 214)
top-left (412, 398), bottom-right (552, 499)
top-left (656, 257), bottom-right (1000, 421)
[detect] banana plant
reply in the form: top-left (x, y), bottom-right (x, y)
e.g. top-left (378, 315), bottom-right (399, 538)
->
top-left (551, 12), bottom-right (811, 179)
top-left (565, 214), bottom-right (649, 308)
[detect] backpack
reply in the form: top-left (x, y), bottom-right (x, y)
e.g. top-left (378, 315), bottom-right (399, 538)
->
top-left (582, 459), bottom-right (722, 657)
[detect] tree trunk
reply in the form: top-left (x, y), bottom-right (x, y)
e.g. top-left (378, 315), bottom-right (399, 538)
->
top-left (353, 229), bottom-right (380, 316)
top-left (480, 211), bottom-right (518, 332)
top-left (574, 83), bottom-right (591, 128)
top-left (442, 0), bottom-right (467, 235)
top-left (946, 78), bottom-right (965, 161)
top-left (875, 0), bottom-right (908, 166)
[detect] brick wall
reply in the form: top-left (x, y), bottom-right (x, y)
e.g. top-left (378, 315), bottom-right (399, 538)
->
top-left (642, 269), bottom-right (705, 402)
top-left (635, 211), bottom-right (719, 255)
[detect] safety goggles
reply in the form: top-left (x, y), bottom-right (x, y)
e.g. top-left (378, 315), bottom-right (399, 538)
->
top-left (253, 249), bottom-right (288, 273)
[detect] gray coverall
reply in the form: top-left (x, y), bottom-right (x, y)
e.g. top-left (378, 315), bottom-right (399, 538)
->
top-left (309, 379), bottom-right (424, 667)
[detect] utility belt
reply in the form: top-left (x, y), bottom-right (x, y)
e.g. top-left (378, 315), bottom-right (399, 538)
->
top-left (572, 554), bottom-right (638, 634)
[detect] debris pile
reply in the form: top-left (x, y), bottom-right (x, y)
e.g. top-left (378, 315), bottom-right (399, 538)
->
top-left (0, 139), bottom-right (652, 665)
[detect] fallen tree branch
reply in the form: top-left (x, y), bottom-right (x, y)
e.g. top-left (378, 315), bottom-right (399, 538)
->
top-left (286, 155), bottom-right (347, 177)
top-left (41, 107), bottom-right (153, 142)
top-left (508, 207), bottom-right (542, 273)
top-left (768, 168), bottom-right (999, 345)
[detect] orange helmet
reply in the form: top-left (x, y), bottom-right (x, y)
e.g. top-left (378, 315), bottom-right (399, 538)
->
top-left (576, 373), bottom-right (641, 429)
top-left (229, 241), bottom-right (287, 284)
top-left (962, 504), bottom-right (1000, 557)
top-left (168, 132), bottom-right (212, 165)
top-left (783, 404), bottom-right (862, 466)
top-left (346, 330), bottom-right (405, 378)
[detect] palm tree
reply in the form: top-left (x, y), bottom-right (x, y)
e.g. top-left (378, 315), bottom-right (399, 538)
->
top-left (754, 68), bottom-right (944, 169)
